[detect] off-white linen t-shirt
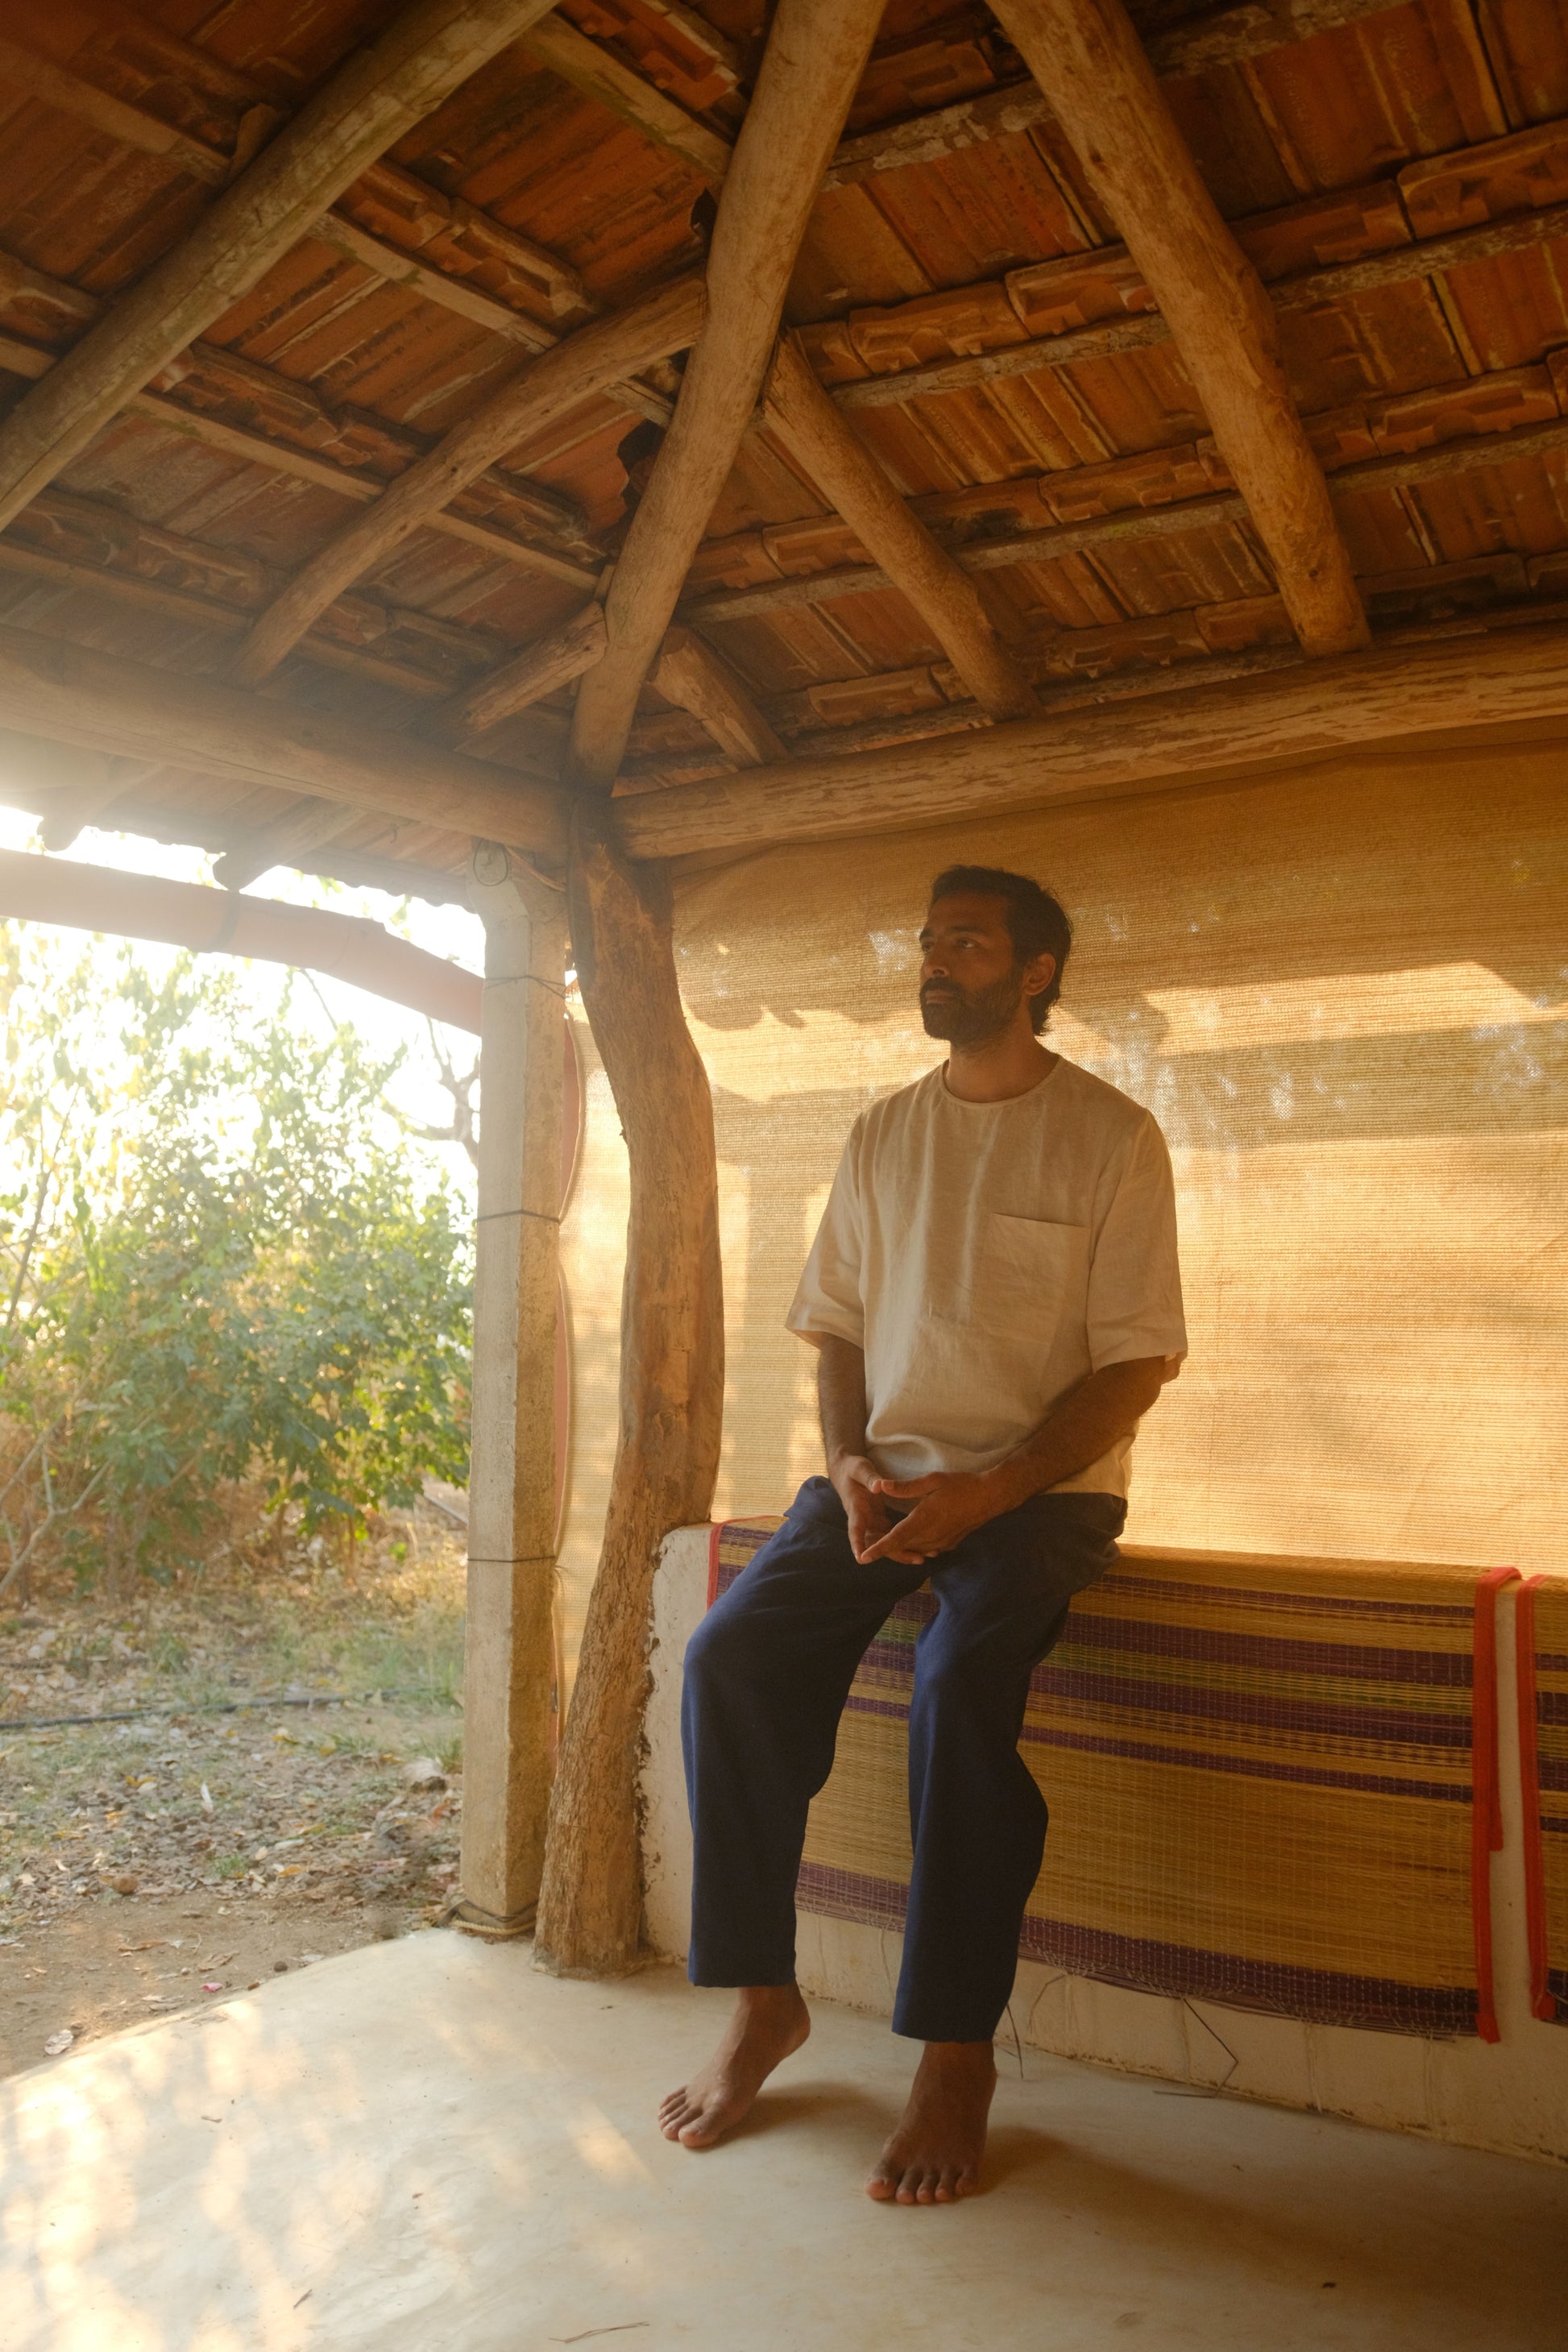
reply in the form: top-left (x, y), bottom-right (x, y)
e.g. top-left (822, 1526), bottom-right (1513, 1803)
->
top-left (786, 1058), bottom-right (1187, 1500)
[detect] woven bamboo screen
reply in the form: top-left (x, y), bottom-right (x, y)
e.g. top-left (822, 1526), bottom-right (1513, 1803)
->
top-left (558, 736), bottom-right (1568, 1700)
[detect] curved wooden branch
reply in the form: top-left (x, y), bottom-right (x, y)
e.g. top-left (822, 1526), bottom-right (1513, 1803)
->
top-left (0, 0), bottom-right (562, 531)
top-left (533, 804), bottom-right (724, 1976)
top-left (0, 850), bottom-right (483, 1031)
top-left (763, 332), bottom-right (1039, 721)
top-left (227, 273), bottom-right (706, 688)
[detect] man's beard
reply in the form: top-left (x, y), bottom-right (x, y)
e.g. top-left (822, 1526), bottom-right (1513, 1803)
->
top-left (919, 968), bottom-right (1027, 1047)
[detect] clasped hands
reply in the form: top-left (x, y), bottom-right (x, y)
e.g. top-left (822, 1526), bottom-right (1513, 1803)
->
top-left (832, 1454), bottom-right (1003, 1567)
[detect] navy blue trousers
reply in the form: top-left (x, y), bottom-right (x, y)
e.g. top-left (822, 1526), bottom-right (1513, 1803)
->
top-left (682, 1475), bottom-right (1126, 2043)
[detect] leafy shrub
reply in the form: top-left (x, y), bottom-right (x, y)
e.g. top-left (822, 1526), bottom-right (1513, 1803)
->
top-left (1, 931), bottom-right (473, 1595)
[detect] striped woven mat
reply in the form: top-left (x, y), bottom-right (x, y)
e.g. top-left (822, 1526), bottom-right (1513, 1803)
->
top-left (707, 1520), bottom-right (1508, 2037)
top-left (1520, 1576), bottom-right (1568, 2026)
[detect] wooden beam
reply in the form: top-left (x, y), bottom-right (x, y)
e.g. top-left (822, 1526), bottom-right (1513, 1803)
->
top-left (532, 802), bottom-right (723, 1977)
top-left (518, 11), bottom-right (732, 185)
top-left (0, 749), bottom-right (473, 902)
top-left (0, 848), bottom-right (483, 1030)
top-left (989, 0), bottom-right (1367, 658)
top-left (227, 272), bottom-right (705, 687)
top-left (567, 0), bottom-right (887, 790)
top-left (0, 0), bottom-right (563, 530)
top-left (653, 625), bottom-right (786, 763)
top-left (436, 599), bottom-right (608, 740)
top-left (613, 620), bottom-right (1568, 861)
top-left (0, 624), bottom-right (568, 854)
top-left (761, 332), bottom-right (1039, 721)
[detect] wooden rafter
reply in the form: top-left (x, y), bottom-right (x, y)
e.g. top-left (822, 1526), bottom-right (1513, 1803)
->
top-left (566, 0), bottom-right (888, 790)
top-left (212, 801), bottom-right (371, 892)
top-left (761, 333), bottom-right (1039, 723)
top-left (614, 623), bottom-right (1568, 861)
top-left (989, 0), bottom-right (1367, 657)
top-left (653, 628), bottom-right (786, 765)
top-left (0, 624), bottom-right (567, 854)
top-left (518, 12), bottom-right (732, 185)
top-left (434, 601), bottom-right (609, 742)
top-left (0, 0), bottom-right (564, 530)
top-left (224, 272), bottom-right (703, 687)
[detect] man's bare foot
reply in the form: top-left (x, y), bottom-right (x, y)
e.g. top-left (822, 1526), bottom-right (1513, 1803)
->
top-left (659, 1984), bottom-right (811, 2150)
top-left (866, 2040), bottom-right (996, 2205)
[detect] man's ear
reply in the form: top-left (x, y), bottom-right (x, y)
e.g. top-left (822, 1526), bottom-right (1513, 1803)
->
top-left (1022, 950), bottom-right (1057, 1000)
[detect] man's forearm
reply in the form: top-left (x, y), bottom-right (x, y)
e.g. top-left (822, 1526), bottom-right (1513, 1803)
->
top-left (978, 1358), bottom-right (1167, 1513)
top-left (815, 1334), bottom-right (869, 1471)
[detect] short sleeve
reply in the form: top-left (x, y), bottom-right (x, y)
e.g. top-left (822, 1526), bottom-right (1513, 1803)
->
top-left (1085, 1114), bottom-right (1188, 1373)
top-left (786, 1120), bottom-right (866, 1348)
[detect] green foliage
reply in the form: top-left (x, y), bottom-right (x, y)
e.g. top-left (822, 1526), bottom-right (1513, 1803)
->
top-left (1, 930), bottom-right (473, 1592)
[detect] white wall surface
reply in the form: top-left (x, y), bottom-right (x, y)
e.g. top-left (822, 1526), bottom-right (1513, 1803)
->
top-left (642, 1527), bottom-right (1567, 2167)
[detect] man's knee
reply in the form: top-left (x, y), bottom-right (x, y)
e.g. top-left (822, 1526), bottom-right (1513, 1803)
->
top-left (913, 1614), bottom-right (1052, 1719)
top-left (683, 1595), bottom-right (761, 1699)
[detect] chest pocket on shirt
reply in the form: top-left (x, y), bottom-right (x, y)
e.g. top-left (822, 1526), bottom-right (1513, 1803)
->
top-left (969, 1214), bottom-right (1089, 1343)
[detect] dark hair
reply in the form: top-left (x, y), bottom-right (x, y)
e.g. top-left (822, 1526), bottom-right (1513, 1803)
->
top-left (928, 865), bottom-right (1073, 1034)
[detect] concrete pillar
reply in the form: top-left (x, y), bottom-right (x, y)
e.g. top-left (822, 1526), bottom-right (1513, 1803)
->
top-left (453, 841), bottom-right (566, 1936)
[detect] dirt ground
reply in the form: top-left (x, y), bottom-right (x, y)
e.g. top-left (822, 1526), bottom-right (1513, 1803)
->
top-left (0, 1500), bottom-right (469, 2077)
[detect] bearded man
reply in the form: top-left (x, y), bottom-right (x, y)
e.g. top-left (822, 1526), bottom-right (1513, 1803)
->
top-left (660, 865), bottom-right (1187, 2204)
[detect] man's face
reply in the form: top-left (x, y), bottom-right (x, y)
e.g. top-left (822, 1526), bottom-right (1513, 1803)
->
top-left (917, 892), bottom-right (1055, 1047)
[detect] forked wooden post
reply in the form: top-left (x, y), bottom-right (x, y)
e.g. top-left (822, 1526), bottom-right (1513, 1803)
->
top-left (454, 844), bottom-right (566, 1936)
top-left (533, 803), bottom-right (724, 1976)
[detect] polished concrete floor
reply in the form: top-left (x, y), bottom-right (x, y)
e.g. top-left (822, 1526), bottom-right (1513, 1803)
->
top-left (2, 1931), bottom-right (1563, 2351)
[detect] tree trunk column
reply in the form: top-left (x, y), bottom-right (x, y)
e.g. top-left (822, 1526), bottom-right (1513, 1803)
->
top-left (454, 841), bottom-right (566, 1936)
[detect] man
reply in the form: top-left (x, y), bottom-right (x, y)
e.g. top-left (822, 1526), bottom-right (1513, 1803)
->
top-left (660, 866), bottom-right (1186, 2204)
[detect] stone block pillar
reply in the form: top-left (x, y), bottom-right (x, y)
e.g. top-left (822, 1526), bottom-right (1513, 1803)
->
top-left (454, 841), bottom-right (566, 1936)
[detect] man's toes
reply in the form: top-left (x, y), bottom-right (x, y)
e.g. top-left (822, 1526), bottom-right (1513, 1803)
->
top-left (895, 2167), bottom-right (924, 2204)
top-left (865, 2165), bottom-right (897, 2201)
